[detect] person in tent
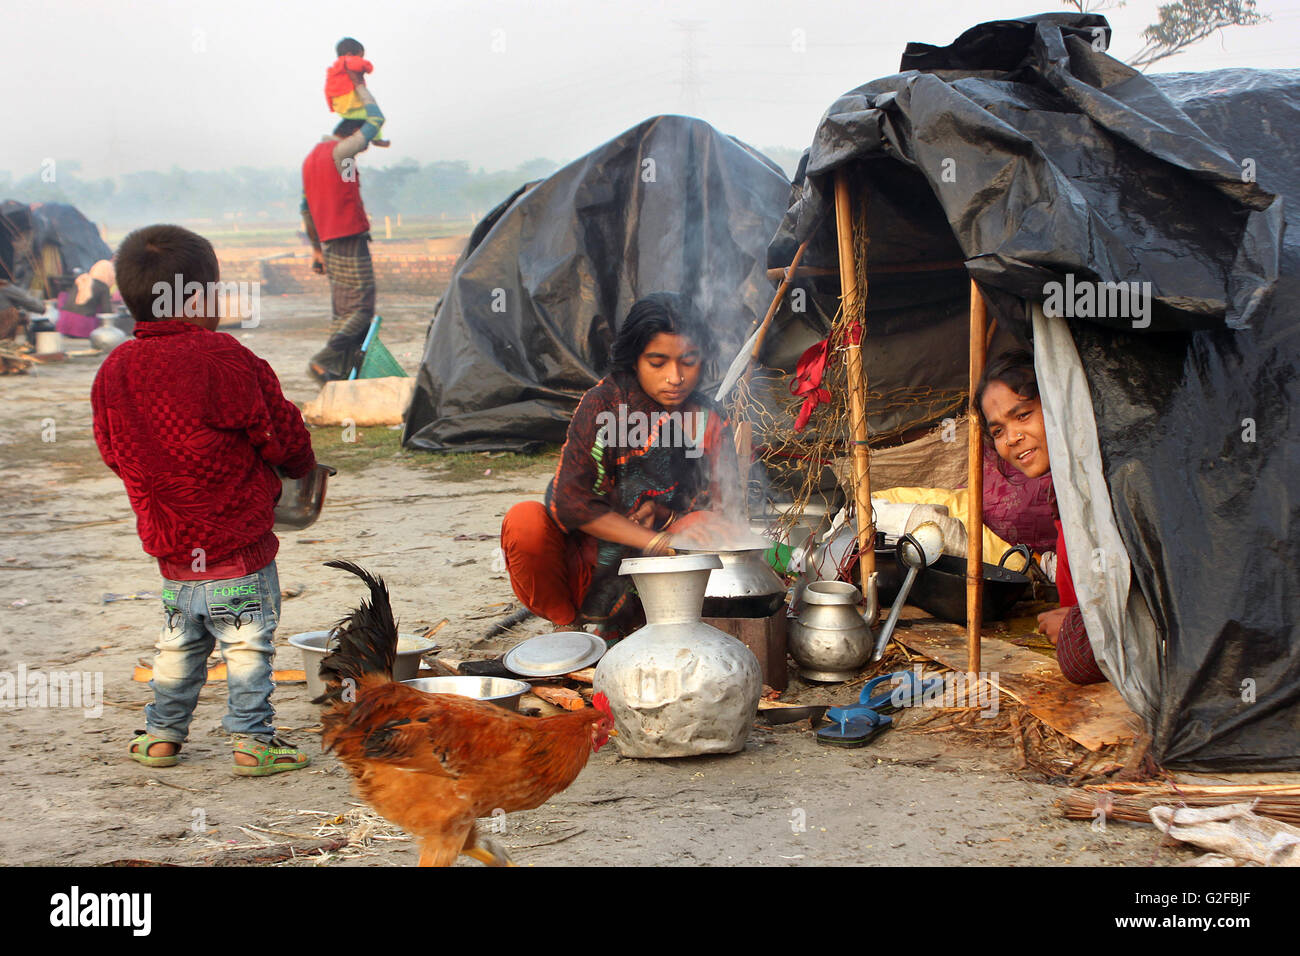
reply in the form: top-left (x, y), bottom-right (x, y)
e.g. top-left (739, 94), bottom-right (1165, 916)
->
top-left (976, 350), bottom-right (1105, 684)
top-left (501, 293), bottom-right (742, 640)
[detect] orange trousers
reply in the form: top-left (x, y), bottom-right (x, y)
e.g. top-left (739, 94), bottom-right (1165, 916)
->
top-left (500, 501), bottom-right (593, 626)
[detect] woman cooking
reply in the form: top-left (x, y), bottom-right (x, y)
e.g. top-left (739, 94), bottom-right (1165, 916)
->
top-left (976, 350), bottom-right (1106, 684)
top-left (501, 293), bottom-right (741, 640)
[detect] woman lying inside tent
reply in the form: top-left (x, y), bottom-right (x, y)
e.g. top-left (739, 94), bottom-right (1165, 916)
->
top-left (976, 350), bottom-right (1106, 685)
top-left (500, 292), bottom-right (742, 640)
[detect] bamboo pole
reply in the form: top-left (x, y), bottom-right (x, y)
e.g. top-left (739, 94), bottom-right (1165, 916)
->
top-left (966, 279), bottom-right (987, 675)
top-left (834, 170), bottom-right (874, 580)
top-left (734, 238), bottom-right (811, 462)
top-left (765, 260), bottom-right (965, 281)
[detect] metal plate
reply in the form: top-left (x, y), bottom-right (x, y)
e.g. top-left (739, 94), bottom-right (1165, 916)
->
top-left (504, 631), bottom-right (606, 678)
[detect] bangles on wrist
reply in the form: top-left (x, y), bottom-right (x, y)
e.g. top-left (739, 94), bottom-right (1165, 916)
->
top-left (643, 530), bottom-right (676, 557)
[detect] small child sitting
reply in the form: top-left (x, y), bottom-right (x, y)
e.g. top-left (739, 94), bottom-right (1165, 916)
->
top-left (325, 37), bottom-right (389, 147)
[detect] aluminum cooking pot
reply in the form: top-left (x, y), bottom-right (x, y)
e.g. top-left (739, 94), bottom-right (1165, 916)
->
top-left (675, 547), bottom-right (786, 618)
top-left (273, 463), bottom-right (338, 530)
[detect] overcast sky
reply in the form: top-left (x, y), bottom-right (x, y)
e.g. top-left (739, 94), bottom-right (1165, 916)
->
top-left (8, 0), bottom-right (1299, 179)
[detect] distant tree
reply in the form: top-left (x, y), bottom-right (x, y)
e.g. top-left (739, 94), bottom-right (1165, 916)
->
top-left (365, 158), bottom-right (420, 216)
top-left (1060, 0), bottom-right (1127, 12)
top-left (515, 158), bottom-right (560, 180)
top-left (1129, 1), bottom-right (1267, 69)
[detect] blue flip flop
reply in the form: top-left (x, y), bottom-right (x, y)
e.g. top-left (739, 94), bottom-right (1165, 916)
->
top-left (826, 670), bottom-right (943, 725)
top-left (816, 707), bottom-right (892, 748)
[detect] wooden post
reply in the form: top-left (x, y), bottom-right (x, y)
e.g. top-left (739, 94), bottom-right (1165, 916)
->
top-left (834, 169), bottom-right (874, 580)
top-left (966, 279), bottom-right (987, 675)
top-left (384, 215), bottom-right (392, 239)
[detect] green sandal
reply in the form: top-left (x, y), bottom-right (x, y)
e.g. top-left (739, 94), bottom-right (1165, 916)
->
top-left (232, 735), bottom-right (311, 777)
top-left (129, 730), bottom-right (181, 768)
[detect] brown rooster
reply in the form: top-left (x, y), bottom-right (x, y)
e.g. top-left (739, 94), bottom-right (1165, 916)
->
top-left (315, 561), bottom-right (615, 866)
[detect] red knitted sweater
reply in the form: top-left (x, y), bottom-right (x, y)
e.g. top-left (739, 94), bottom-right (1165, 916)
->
top-left (91, 321), bottom-right (316, 580)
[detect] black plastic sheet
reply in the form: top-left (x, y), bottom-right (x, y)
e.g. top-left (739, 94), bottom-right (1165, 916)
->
top-left (0, 200), bottom-right (113, 282)
top-left (403, 115), bottom-right (790, 452)
top-left (1078, 70), bottom-right (1300, 769)
top-left (764, 14), bottom-right (1297, 768)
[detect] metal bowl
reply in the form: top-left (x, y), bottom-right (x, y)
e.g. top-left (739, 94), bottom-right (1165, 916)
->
top-left (273, 463), bottom-right (338, 531)
top-left (401, 675), bottom-right (531, 711)
top-left (757, 702), bottom-right (829, 725)
top-left (290, 630), bottom-right (435, 698)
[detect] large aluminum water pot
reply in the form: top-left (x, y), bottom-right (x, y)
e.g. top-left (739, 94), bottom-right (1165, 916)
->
top-left (788, 579), bottom-right (876, 682)
top-left (594, 553), bottom-right (761, 758)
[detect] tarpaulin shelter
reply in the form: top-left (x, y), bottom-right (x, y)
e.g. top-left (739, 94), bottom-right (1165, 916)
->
top-left (0, 200), bottom-right (112, 293)
top-left (403, 114), bottom-right (792, 452)
top-left (756, 13), bottom-right (1297, 770)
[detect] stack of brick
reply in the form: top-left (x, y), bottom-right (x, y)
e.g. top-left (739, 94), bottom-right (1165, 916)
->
top-left (238, 254), bottom-right (458, 296)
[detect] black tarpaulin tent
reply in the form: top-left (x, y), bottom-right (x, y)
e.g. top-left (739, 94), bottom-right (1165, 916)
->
top-left (0, 200), bottom-right (112, 289)
top-left (402, 114), bottom-right (791, 452)
top-left (757, 13), bottom-right (1297, 770)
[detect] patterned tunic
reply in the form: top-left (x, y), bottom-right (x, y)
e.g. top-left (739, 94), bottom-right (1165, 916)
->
top-left (546, 372), bottom-right (738, 637)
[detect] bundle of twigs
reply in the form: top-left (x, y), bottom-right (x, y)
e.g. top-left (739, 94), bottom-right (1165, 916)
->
top-left (1059, 783), bottom-right (1300, 826)
top-left (785, 642), bottom-right (1130, 784)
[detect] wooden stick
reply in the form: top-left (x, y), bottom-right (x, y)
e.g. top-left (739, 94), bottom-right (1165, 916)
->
top-left (834, 169), bottom-right (874, 579)
top-left (734, 237), bottom-right (811, 462)
top-left (764, 260), bottom-right (965, 280)
top-left (751, 238), bottom-right (810, 364)
top-left (966, 279), bottom-right (987, 675)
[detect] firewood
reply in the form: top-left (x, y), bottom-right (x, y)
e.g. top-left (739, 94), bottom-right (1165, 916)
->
top-left (531, 686), bottom-right (587, 710)
top-left (1058, 783), bottom-right (1300, 826)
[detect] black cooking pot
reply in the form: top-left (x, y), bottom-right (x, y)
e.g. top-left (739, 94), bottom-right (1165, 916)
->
top-left (677, 547), bottom-right (787, 619)
top-left (871, 546), bottom-right (903, 607)
top-left (906, 546), bottom-right (1032, 625)
top-left (701, 592), bottom-right (787, 619)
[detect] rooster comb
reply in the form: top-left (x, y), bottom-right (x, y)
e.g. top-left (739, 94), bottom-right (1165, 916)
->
top-left (593, 691), bottom-right (612, 717)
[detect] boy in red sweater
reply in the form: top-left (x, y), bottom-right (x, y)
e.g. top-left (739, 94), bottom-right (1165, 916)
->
top-left (92, 225), bottom-right (318, 774)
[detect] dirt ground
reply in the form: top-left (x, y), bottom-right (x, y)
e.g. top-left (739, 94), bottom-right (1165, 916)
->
top-left (0, 293), bottom-right (1200, 867)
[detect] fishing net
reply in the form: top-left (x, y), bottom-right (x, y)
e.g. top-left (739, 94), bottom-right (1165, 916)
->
top-left (729, 197), bottom-right (965, 547)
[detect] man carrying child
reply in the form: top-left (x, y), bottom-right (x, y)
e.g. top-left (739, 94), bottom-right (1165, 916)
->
top-left (301, 71), bottom-right (386, 383)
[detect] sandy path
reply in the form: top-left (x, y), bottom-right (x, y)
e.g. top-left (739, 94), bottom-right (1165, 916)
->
top-left (0, 294), bottom-right (1190, 866)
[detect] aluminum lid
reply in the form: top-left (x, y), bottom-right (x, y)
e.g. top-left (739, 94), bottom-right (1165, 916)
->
top-left (503, 631), bottom-right (607, 678)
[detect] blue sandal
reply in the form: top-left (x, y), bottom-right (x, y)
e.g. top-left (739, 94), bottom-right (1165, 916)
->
top-left (816, 708), bottom-right (892, 748)
top-left (826, 670), bottom-right (943, 725)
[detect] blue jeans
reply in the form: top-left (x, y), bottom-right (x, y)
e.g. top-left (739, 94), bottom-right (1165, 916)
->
top-left (146, 561), bottom-right (281, 743)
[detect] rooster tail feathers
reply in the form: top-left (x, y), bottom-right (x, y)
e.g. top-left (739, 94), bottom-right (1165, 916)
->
top-left (315, 561), bottom-right (398, 704)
